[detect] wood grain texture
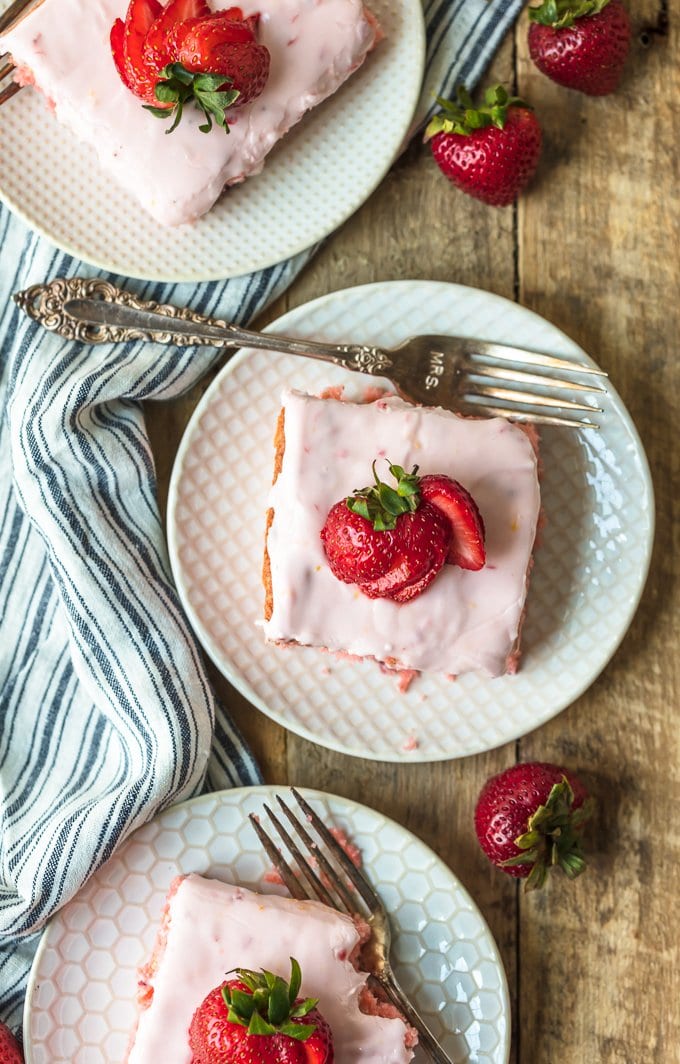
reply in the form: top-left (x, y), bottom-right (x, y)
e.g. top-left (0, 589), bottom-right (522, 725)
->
top-left (146, 7), bottom-right (679, 1061)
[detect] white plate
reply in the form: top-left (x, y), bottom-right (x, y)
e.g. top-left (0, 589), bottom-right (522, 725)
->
top-left (24, 785), bottom-right (510, 1064)
top-left (0, 0), bottom-right (424, 282)
top-left (167, 280), bottom-right (654, 762)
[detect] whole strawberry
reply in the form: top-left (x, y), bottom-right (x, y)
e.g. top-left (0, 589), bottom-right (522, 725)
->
top-left (0, 1022), bottom-right (23, 1064)
top-left (426, 85), bottom-right (542, 207)
top-left (189, 958), bottom-right (334, 1063)
top-left (475, 762), bottom-right (593, 891)
top-left (528, 0), bottom-right (632, 96)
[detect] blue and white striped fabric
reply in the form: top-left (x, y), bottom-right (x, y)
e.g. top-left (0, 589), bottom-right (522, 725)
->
top-left (0, 0), bottom-right (522, 1034)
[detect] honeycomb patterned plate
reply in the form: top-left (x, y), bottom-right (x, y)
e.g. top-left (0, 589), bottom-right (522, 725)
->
top-left (24, 786), bottom-right (510, 1064)
top-left (0, 0), bottom-right (424, 282)
top-left (167, 280), bottom-right (654, 762)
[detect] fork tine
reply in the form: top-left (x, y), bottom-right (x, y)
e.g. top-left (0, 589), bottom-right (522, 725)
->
top-left (275, 796), bottom-right (360, 916)
top-left (467, 339), bottom-right (607, 376)
top-left (467, 383), bottom-right (601, 413)
top-left (0, 0), bottom-right (37, 34)
top-left (463, 401), bottom-right (600, 429)
top-left (291, 788), bottom-right (378, 912)
top-left (0, 77), bottom-right (20, 107)
top-left (468, 363), bottom-right (605, 394)
top-left (263, 802), bottom-right (341, 911)
top-left (248, 813), bottom-right (308, 901)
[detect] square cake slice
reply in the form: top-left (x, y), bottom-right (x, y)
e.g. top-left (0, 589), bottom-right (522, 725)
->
top-left (263, 390), bottom-right (541, 678)
top-left (1, 0), bottom-right (379, 226)
top-left (128, 874), bottom-right (414, 1063)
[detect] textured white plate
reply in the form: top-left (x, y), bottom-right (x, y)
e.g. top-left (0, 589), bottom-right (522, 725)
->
top-left (167, 280), bottom-right (654, 762)
top-left (0, 0), bottom-right (424, 282)
top-left (24, 786), bottom-right (510, 1064)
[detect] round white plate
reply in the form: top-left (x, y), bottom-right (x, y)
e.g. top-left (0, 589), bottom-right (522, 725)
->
top-left (24, 786), bottom-right (510, 1064)
top-left (0, 0), bottom-right (424, 282)
top-left (167, 280), bottom-right (654, 762)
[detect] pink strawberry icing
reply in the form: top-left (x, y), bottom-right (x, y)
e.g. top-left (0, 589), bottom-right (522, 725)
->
top-left (0, 0), bottom-right (379, 226)
top-left (264, 391), bottom-right (541, 677)
top-left (127, 874), bottom-right (414, 1063)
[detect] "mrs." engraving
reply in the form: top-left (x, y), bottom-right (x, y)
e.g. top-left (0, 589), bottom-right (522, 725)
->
top-left (425, 350), bottom-right (445, 389)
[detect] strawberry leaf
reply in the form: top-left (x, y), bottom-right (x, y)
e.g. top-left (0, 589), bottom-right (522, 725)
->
top-left (288, 957), bottom-right (302, 1005)
top-left (144, 62), bottom-right (240, 134)
top-left (248, 1010), bottom-right (277, 1036)
top-left (291, 997), bottom-right (319, 1018)
top-left (231, 989), bottom-right (256, 1017)
top-left (500, 775), bottom-right (593, 890)
top-left (347, 460), bottom-right (421, 531)
top-left (528, 0), bottom-right (611, 28)
top-left (278, 1022), bottom-right (317, 1040)
top-left (425, 83), bottom-right (531, 141)
top-left (220, 958), bottom-right (319, 1042)
top-left (267, 978), bottom-right (290, 1026)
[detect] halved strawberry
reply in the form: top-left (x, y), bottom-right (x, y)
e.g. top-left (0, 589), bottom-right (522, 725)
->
top-left (144, 0), bottom-right (211, 70)
top-left (123, 0), bottom-right (166, 105)
top-left (419, 474), bottom-right (486, 570)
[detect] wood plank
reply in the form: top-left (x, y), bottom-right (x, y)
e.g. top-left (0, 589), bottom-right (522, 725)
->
top-left (516, 1), bottom-right (679, 1061)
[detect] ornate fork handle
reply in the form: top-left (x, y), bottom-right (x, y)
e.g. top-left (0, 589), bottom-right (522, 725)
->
top-left (14, 277), bottom-right (395, 376)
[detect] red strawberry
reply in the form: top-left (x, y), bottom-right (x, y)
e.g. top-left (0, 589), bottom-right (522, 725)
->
top-left (110, 17), bottom-right (134, 91)
top-left (528, 0), bottom-right (632, 96)
top-left (474, 762), bottom-right (593, 891)
top-left (0, 1022), bottom-right (23, 1064)
top-left (121, 0), bottom-right (166, 105)
top-left (144, 0), bottom-right (211, 70)
top-left (172, 13), bottom-right (270, 106)
top-left (320, 462), bottom-right (453, 603)
top-left (426, 85), bottom-right (542, 207)
top-left (419, 474), bottom-right (486, 570)
top-left (350, 505), bottom-right (451, 602)
top-left (188, 959), bottom-right (334, 1064)
top-left (110, 1), bottom-right (270, 132)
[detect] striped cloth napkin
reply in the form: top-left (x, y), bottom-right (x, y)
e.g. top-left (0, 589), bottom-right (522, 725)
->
top-left (0, 0), bottom-right (522, 1033)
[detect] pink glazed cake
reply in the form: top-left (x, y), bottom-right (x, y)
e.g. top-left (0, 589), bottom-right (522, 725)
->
top-left (263, 391), bottom-right (541, 678)
top-left (0, 0), bottom-right (380, 226)
top-left (127, 874), bottom-right (415, 1063)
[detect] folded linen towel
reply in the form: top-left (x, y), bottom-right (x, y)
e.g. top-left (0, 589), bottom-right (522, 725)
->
top-left (0, 0), bottom-right (523, 1033)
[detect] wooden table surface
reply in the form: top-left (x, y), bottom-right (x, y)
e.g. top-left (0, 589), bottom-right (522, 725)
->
top-left (148, 4), bottom-right (679, 1061)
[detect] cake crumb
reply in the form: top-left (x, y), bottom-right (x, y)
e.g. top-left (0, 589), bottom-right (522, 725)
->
top-left (396, 669), bottom-right (418, 693)
top-left (402, 735), bottom-right (419, 752)
top-left (320, 665), bottom-right (332, 676)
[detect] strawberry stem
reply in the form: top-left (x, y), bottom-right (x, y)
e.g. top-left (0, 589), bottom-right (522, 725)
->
top-left (221, 957), bottom-right (319, 1040)
top-left (500, 776), bottom-right (594, 892)
top-left (528, 0), bottom-right (612, 29)
top-left (347, 461), bottom-right (421, 531)
top-left (144, 62), bottom-right (240, 133)
top-left (425, 84), bottom-right (531, 141)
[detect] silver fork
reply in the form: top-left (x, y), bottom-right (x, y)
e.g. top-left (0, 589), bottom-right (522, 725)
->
top-left (249, 788), bottom-right (455, 1064)
top-left (0, 0), bottom-right (36, 106)
top-left (15, 276), bottom-right (607, 429)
